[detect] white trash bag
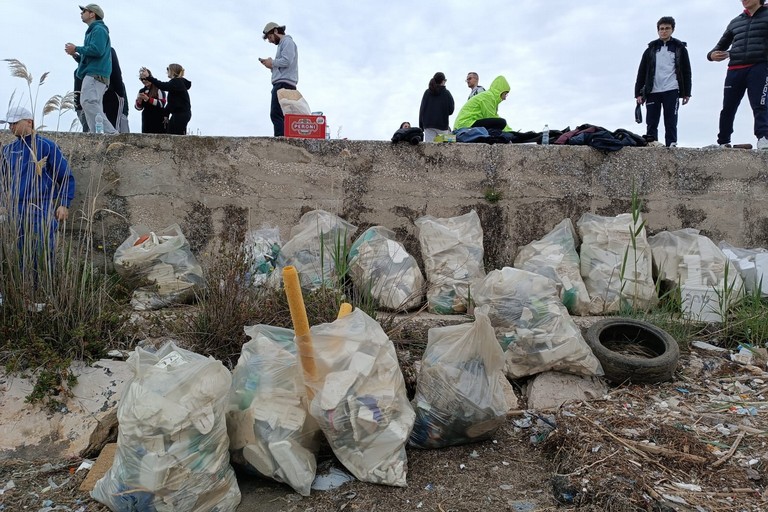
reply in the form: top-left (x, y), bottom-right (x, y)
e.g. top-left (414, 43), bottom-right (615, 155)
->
top-left (514, 218), bottom-right (591, 316)
top-left (91, 342), bottom-right (240, 512)
top-left (416, 210), bottom-right (485, 314)
top-left (410, 306), bottom-right (513, 449)
top-left (348, 226), bottom-right (425, 311)
top-left (113, 224), bottom-right (204, 310)
top-left (577, 213), bottom-right (656, 313)
top-left (719, 241), bottom-right (768, 296)
top-left (227, 325), bottom-right (320, 496)
top-left (305, 308), bottom-right (415, 487)
top-left (275, 210), bottom-right (357, 290)
top-left (471, 267), bottom-right (603, 379)
top-left (243, 227), bottom-right (282, 287)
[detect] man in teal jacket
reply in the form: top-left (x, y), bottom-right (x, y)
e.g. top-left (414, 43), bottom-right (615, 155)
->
top-left (65, 4), bottom-right (116, 134)
top-left (453, 76), bottom-right (511, 131)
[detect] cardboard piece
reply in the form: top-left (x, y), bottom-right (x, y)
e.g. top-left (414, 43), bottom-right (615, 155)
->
top-left (79, 443), bottom-right (117, 491)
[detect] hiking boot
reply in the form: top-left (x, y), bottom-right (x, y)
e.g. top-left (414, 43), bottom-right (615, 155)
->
top-left (757, 136), bottom-right (768, 150)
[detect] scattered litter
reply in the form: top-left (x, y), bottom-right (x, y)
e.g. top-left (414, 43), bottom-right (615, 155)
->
top-left (424, 483), bottom-right (434, 491)
top-left (691, 340), bottom-right (728, 352)
top-left (311, 467), bottom-right (354, 491)
top-left (459, 464), bottom-right (466, 470)
top-left (469, 450), bottom-right (480, 458)
top-left (673, 482), bottom-right (702, 492)
top-left (0, 480), bottom-right (15, 495)
top-left (106, 350), bottom-right (127, 360)
top-left (662, 494), bottom-right (690, 505)
top-left (75, 460), bottom-right (93, 473)
top-left (499, 484), bottom-right (514, 491)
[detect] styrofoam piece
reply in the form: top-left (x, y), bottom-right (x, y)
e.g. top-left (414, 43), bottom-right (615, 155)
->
top-left (681, 284), bottom-right (722, 323)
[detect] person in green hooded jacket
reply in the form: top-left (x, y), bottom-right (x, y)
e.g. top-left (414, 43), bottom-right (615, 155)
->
top-left (453, 75), bottom-right (511, 131)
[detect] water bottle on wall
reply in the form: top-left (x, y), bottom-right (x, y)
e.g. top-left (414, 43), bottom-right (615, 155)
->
top-left (94, 113), bottom-right (104, 134)
top-left (542, 124), bottom-right (549, 145)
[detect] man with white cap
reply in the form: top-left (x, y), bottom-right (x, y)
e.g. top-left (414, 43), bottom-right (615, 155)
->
top-left (259, 22), bottom-right (299, 136)
top-left (0, 106), bottom-right (75, 267)
top-left (64, 4), bottom-right (117, 134)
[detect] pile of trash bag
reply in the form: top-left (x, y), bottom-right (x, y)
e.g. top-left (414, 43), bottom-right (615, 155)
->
top-left (514, 218), bottom-right (591, 316)
top-left (720, 241), bottom-right (768, 297)
top-left (92, 342), bottom-right (240, 511)
top-left (304, 308), bottom-right (415, 487)
top-left (410, 306), bottom-right (513, 449)
top-left (577, 213), bottom-right (656, 313)
top-left (471, 267), bottom-right (603, 379)
top-left (243, 227), bottom-right (282, 287)
top-left (113, 224), bottom-right (204, 310)
top-left (348, 226), bottom-right (425, 311)
top-left (276, 210), bottom-right (357, 290)
top-left (416, 210), bottom-right (485, 314)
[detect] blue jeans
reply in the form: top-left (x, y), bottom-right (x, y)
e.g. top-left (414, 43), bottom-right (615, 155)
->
top-left (270, 82), bottom-right (297, 136)
top-left (645, 89), bottom-right (679, 146)
top-left (718, 64), bottom-right (768, 144)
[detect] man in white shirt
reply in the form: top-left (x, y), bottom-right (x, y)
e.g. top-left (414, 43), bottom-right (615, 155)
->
top-left (466, 72), bottom-right (485, 100)
top-left (634, 17), bottom-right (692, 147)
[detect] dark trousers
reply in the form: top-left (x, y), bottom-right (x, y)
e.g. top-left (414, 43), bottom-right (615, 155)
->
top-left (167, 111), bottom-right (191, 135)
top-left (718, 64), bottom-right (768, 144)
top-left (270, 82), bottom-right (297, 136)
top-left (471, 118), bottom-right (507, 130)
top-left (645, 89), bottom-right (679, 146)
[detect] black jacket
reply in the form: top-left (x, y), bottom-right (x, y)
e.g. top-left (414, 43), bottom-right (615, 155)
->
top-left (708, 6), bottom-right (768, 66)
top-left (147, 76), bottom-right (192, 115)
top-left (634, 37), bottom-right (692, 99)
top-left (418, 86), bottom-right (454, 131)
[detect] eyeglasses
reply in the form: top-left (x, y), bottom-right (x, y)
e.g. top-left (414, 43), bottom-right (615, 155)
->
top-left (658, 27), bottom-right (673, 31)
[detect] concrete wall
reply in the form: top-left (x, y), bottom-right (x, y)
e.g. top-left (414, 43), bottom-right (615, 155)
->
top-left (3, 132), bottom-right (767, 268)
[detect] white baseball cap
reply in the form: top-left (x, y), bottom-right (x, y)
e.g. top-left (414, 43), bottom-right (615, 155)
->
top-left (1, 106), bottom-right (33, 124)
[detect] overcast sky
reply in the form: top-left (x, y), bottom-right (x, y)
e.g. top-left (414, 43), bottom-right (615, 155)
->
top-left (0, 1), bottom-right (759, 147)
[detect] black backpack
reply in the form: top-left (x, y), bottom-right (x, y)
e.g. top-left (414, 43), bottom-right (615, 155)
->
top-left (391, 127), bottom-right (424, 145)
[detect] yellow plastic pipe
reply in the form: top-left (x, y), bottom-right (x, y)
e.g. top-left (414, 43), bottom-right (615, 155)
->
top-left (337, 302), bottom-right (353, 319)
top-left (283, 266), bottom-right (317, 393)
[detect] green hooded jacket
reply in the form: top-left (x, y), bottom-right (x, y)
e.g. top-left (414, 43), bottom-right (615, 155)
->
top-left (453, 75), bottom-right (511, 131)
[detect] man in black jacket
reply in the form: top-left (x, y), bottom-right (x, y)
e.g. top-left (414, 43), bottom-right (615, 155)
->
top-left (635, 16), bottom-right (692, 147)
top-left (708, 0), bottom-right (768, 149)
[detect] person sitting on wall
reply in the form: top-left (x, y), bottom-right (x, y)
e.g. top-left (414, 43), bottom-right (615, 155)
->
top-left (453, 75), bottom-right (511, 131)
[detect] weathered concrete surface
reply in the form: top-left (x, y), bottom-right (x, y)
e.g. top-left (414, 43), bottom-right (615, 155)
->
top-left (2, 133), bottom-right (766, 269)
top-left (0, 360), bottom-right (130, 461)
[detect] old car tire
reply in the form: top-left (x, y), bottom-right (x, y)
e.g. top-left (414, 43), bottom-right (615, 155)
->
top-left (585, 318), bottom-right (680, 384)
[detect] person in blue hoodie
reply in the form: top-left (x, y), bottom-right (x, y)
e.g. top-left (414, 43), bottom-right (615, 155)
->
top-left (65, 4), bottom-right (116, 134)
top-left (0, 107), bottom-right (75, 271)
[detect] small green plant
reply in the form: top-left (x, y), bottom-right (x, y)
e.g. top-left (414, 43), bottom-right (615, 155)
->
top-left (619, 178), bottom-right (650, 313)
top-left (483, 187), bottom-right (503, 204)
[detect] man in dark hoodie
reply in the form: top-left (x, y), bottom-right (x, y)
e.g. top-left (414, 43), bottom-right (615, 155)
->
top-left (634, 16), bottom-right (692, 147)
top-left (708, 0), bottom-right (768, 149)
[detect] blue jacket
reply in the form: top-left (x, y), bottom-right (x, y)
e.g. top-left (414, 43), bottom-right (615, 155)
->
top-left (1, 135), bottom-right (75, 226)
top-left (75, 20), bottom-right (112, 80)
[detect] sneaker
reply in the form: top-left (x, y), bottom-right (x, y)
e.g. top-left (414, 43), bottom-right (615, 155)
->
top-left (757, 136), bottom-right (768, 149)
top-left (669, 142), bottom-right (678, 148)
top-left (704, 143), bottom-right (731, 149)
top-left (647, 141), bottom-right (665, 147)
